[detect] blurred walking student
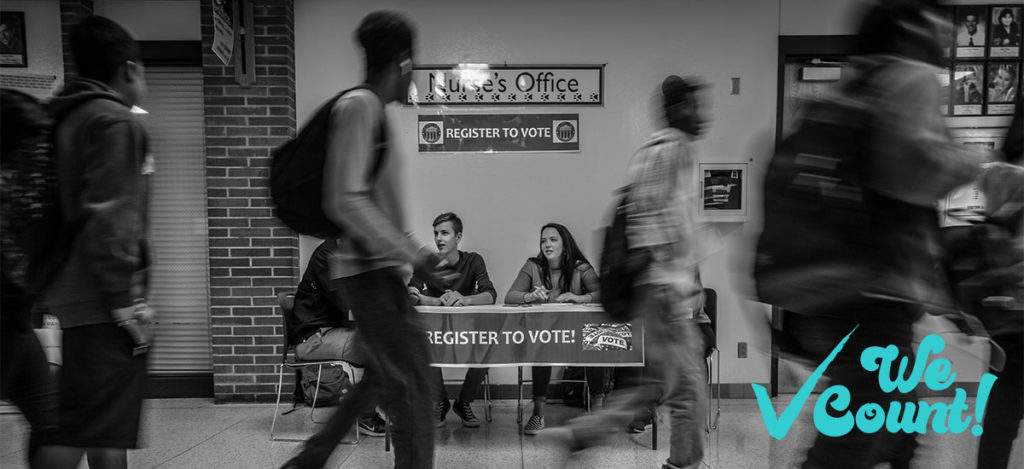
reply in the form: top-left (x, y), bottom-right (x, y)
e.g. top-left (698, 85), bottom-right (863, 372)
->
top-left (544, 75), bottom-right (711, 469)
top-left (281, 11), bottom-right (455, 469)
top-left (407, 212), bottom-right (497, 428)
top-left (756, 1), bottom-right (991, 468)
top-left (0, 88), bottom-right (60, 469)
top-left (40, 15), bottom-right (155, 469)
top-left (504, 222), bottom-right (604, 435)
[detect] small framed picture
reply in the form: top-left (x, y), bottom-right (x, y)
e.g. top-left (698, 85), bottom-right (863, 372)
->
top-left (985, 62), bottom-right (1019, 115)
top-left (955, 6), bottom-right (987, 58)
top-left (952, 62), bottom-right (985, 115)
top-left (989, 5), bottom-right (1022, 58)
top-left (939, 130), bottom-right (1003, 227)
top-left (697, 162), bottom-right (747, 221)
top-left (0, 11), bottom-right (27, 68)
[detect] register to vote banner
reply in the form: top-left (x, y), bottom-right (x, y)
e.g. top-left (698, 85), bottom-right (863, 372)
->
top-left (417, 114), bottom-right (579, 153)
top-left (417, 305), bottom-right (644, 367)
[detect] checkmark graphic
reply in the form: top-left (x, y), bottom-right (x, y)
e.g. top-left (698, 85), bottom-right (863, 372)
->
top-left (753, 325), bottom-right (858, 439)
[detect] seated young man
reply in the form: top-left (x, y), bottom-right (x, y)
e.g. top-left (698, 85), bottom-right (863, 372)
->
top-left (287, 240), bottom-right (386, 436)
top-left (408, 213), bottom-right (497, 428)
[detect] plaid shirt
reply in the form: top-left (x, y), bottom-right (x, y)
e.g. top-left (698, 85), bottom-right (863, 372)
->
top-left (624, 127), bottom-right (707, 316)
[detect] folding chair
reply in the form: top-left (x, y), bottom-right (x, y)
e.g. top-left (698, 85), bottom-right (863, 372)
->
top-left (269, 291), bottom-right (361, 443)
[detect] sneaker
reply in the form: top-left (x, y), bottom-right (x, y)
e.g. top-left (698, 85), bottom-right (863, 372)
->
top-left (452, 400), bottom-right (481, 428)
top-left (627, 419), bottom-right (651, 433)
top-left (357, 414), bottom-right (387, 437)
top-left (523, 415), bottom-right (545, 435)
top-left (434, 400), bottom-right (451, 428)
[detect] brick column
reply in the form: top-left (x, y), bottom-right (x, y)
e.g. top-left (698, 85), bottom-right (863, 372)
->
top-left (59, 0), bottom-right (94, 77)
top-left (201, 0), bottom-right (297, 403)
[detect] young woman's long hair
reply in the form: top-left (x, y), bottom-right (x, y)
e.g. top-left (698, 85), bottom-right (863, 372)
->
top-left (529, 222), bottom-right (591, 293)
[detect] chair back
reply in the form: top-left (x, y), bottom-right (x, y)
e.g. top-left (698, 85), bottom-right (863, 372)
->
top-left (703, 288), bottom-right (717, 336)
top-left (277, 291), bottom-right (297, 361)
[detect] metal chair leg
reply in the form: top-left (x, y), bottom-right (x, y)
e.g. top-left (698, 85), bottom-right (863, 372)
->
top-left (270, 363), bottom-right (285, 441)
top-left (484, 371), bottom-right (493, 423)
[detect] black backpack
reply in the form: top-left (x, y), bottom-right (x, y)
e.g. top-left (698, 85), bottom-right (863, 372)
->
top-left (0, 89), bottom-right (99, 294)
top-left (599, 186), bottom-right (652, 321)
top-left (299, 365), bottom-right (353, 407)
top-left (754, 70), bottom-right (895, 316)
top-left (270, 86), bottom-right (388, 238)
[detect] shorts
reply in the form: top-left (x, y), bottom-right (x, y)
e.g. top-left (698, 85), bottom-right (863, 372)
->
top-left (55, 323), bottom-right (148, 448)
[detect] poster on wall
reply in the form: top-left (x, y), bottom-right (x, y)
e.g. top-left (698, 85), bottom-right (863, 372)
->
top-left (0, 11), bottom-right (27, 67)
top-left (211, 0), bottom-right (234, 66)
top-left (697, 162), bottom-right (747, 221)
top-left (985, 61), bottom-right (1019, 115)
top-left (956, 6), bottom-right (987, 58)
top-left (989, 5), bottom-right (1022, 58)
top-left (408, 65), bottom-right (603, 106)
top-left (418, 114), bottom-right (579, 153)
top-left (952, 62), bottom-right (985, 115)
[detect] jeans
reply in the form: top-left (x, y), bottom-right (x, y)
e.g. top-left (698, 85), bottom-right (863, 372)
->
top-left (567, 284), bottom-right (707, 468)
top-left (289, 268), bottom-right (434, 469)
top-left (782, 300), bottom-right (921, 469)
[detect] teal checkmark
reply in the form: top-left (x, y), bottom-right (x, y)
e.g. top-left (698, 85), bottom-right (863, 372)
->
top-left (753, 325), bottom-right (858, 440)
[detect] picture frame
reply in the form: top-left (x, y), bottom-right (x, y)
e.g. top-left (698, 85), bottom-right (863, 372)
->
top-left (952, 62), bottom-right (986, 115)
top-left (985, 61), bottom-right (1020, 115)
top-left (0, 11), bottom-right (27, 68)
top-left (697, 162), bottom-right (748, 222)
top-left (989, 5), bottom-right (1022, 58)
top-left (955, 5), bottom-right (987, 58)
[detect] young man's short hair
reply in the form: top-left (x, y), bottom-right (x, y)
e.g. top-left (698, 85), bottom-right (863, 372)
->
top-left (356, 11), bottom-right (414, 71)
top-left (70, 16), bottom-right (139, 83)
top-left (432, 212), bottom-right (463, 235)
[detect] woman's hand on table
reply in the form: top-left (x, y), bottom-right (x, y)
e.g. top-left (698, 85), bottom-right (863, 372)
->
top-left (555, 293), bottom-right (588, 303)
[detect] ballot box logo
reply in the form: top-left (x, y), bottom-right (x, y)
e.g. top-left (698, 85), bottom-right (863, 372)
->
top-left (582, 323), bottom-right (632, 351)
top-left (553, 120), bottom-right (578, 143)
top-left (419, 121), bottom-right (444, 145)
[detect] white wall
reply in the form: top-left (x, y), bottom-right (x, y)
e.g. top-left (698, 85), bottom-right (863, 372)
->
top-left (1, 0), bottom-right (63, 82)
top-left (94, 0), bottom-right (201, 41)
top-left (295, 0), bottom-right (790, 386)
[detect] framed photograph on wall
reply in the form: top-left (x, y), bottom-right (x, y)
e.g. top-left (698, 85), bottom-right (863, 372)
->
top-left (989, 5), bottom-right (1022, 58)
top-left (952, 62), bottom-right (985, 115)
top-left (0, 11), bottom-right (27, 68)
top-left (985, 61), bottom-right (1020, 115)
top-left (955, 6), bottom-right (987, 58)
top-left (941, 6), bottom-right (956, 58)
top-left (697, 162), bottom-right (747, 221)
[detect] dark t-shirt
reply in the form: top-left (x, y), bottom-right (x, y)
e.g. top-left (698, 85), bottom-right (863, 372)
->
top-left (409, 250), bottom-right (497, 301)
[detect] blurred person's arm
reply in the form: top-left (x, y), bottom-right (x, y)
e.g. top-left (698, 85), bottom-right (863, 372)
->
top-left (865, 62), bottom-right (987, 206)
top-left (80, 116), bottom-right (148, 315)
top-left (322, 95), bottom-right (428, 265)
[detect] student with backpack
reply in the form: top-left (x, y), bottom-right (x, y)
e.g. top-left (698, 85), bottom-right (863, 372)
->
top-left (36, 15), bottom-right (155, 469)
top-left (280, 11), bottom-right (455, 469)
top-left (544, 75), bottom-right (711, 469)
top-left (755, 1), bottom-right (991, 467)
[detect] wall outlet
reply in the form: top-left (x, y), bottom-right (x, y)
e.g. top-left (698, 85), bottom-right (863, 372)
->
top-left (737, 342), bottom-right (748, 358)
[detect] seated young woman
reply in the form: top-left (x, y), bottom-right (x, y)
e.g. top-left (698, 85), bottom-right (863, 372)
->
top-left (504, 222), bottom-right (606, 435)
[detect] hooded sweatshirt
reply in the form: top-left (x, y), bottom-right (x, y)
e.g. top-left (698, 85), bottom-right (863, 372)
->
top-left (43, 78), bottom-right (151, 328)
